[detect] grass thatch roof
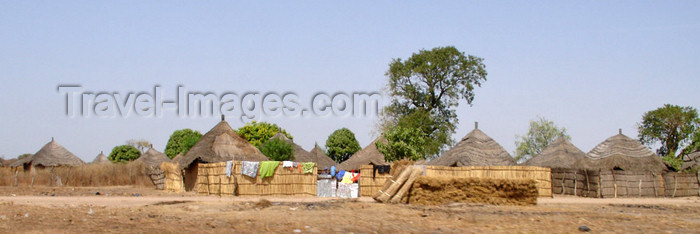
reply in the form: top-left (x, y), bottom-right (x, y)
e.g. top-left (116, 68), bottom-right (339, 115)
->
top-left (171, 153), bottom-right (183, 163)
top-left (12, 138), bottom-right (84, 167)
top-left (178, 118), bottom-right (268, 169)
top-left (523, 136), bottom-right (586, 168)
top-left (575, 130), bottom-right (667, 173)
top-left (338, 137), bottom-right (388, 171)
top-left (429, 123), bottom-right (515, 167)
top-left (91, 151), bottom-right (111, 164)
top-left (681, 150), bottom-right (700, 171)
top-left (310, 144), bottom-right (337, 170)
top-left (134, 147), bottom-right (171, 168)
top-left (268, 134), bottom-right (337, 169)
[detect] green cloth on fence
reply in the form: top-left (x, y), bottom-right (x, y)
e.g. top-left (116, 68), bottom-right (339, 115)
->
top-left (302, 162), bottom-right (315, 174)
top-left (259, 161), bottom-right (280, 179)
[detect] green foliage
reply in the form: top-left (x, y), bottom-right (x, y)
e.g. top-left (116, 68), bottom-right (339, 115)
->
top-left (680, 130), bottom-right (700, 157)
top-left (236, 121), bottom-right (292, 149)
top-left (325, 128), bottom-right (361, 163)
top-left (638, 104), bottom-right (699, 158)
top-left (109, 145), bottom-right (141, 163)
top-left (380, 46), bottom-right (487, 157)
top-left (662, 152), bottom-right (683, 171)
top-left (514, 116), bottom-right (570, 163)
top-left (164, 129), bottom-right (203, 159)
top-left (376, 127), bottom-right (426, 161)
top-left (260, 138), bottom-right (294, 161)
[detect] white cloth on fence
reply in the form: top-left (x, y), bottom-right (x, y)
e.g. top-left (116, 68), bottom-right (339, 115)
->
top-left (241, 161), bottom-right (260, 178)
top-left (225, 161), bottom-right (233, 177)
top-left (282, 161), bottom-right (294, 168)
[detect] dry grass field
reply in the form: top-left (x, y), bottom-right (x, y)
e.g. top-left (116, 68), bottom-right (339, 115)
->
top-left (1, 186), bottom-right (699, 233)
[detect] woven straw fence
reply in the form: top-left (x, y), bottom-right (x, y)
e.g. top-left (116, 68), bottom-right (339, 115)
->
top-left (359, 165), bottom-right (392, 197)
top-left (552, 169), bottom-right (668, 198)
top-left (161, 162), bottom-right (184, 193)
top-left (147, 167), bottom-right (165, 190)
top-left (424, 166), bottom-right (552, 197)
top-left (663, 172), bottom-right (700, 197)
top-left (196, 161), bottom-right (317, 196)
top-left (359, 165), bottom-right (552, 197)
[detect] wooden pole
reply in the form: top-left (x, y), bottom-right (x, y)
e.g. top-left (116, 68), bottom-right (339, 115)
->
top-left (574, 170), bottom-right (578, 196)
top-left (611, 170), bottom-right (617, 198)
top-left (389, 167), bottom-right (422, 204)
top-left (652, 172), bottom-right (657, 197)
top-left (673, 174), bottom-right (677, 198)
top-left (697, 171), bottom-right (700, 197)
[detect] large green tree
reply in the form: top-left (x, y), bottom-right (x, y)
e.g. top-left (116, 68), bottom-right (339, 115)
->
top-left (260, 138), bottom-right (294, 161)
top-left (376, 126), bottom-right (426, 162)
top-left (236, 121), bottom-right (292, 149)
top-left (638, 104), bottom-right (699, 158)
top-left (164, 129), bottom-right (203, 158)
top-left (380, 46), bottom-right (487, 157)
top-left (109, 145), bottom-right (141, 163)
top-left (514, 116), bottom-right (570, 163)
top-left (325, 128), bottom-right (361, 163)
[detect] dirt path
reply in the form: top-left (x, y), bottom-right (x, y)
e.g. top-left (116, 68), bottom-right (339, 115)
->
top-left (1, 187), bottom-right (700, 233)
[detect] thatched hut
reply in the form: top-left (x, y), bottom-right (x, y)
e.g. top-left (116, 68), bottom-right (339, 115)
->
top-left (338, 137), bottom-right (388, 171)
top-left (12, 138), bottom-right (84, 169)
top-left (429, 122), bottom-right (516, 166)
top-left (269, 133), bottom-right (337, 170)
top-left (133, 147), bottom-right (171, 168)
top-left (575, 129), bottom-right (667, 173)
top-left (523, 135), bottom-right (586, 168)
top-left (171, 153), bottom-right (183, 164)
top-left (270, 133), bottom-right (314, 162)
top-left (310, 144), bottom-right (337, 170)
top-left (177, 116), bottom-right (268, 191)
top-left (91, 151), bottom-right (111, 164)
top-left (681, 150), bottom-right (700, 171)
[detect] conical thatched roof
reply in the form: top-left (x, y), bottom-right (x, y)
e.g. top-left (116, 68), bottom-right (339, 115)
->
top-left (91, 152), bottom-right (111, 164)
top-left (134, 147), bottom-right (171, 168)
top-left (681, 150), bottom-right (700, 171)
top-left (575, 130), bottom-right (666, 173)
top-left (338, 137), bottom-right (388, 171)
top-left (310, 144), bottom-right (337, 169)
top-left (12, 139), bottom-right (84, 167)
top-left (1, 158), bottom-right (18, 167)
top-left (171, 153), bottom-right (183, 163)
top-left (178, 118), bottom-right (268, 169)
top-left (523, 135), bottom-right (586, 168)
top-left (429, 123), bottom-right (515, 167)
top-left (269, 134), bottom-right (337, 169)
top-left (270, 133), bottom-right (314, 162)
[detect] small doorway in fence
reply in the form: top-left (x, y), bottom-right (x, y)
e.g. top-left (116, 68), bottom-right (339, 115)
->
top-left (183, 161), bottom-right (200, 191)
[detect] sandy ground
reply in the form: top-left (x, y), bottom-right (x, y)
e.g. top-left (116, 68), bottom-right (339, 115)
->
top-left (1, 187), bottom-right (700, 233)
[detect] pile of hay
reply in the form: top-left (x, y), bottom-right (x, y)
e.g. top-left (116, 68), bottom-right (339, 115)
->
top-left (407, 176), bottom-right (538, 206)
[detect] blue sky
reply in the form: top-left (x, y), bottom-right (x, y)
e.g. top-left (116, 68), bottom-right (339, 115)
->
top-left (1, 1), bottom-right (698, 161)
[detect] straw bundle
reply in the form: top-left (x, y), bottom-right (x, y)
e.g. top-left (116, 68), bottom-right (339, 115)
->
top-left (161, 162), bottom-right (184, 192)
top-left (374, 166), bottom-right (412, 202)
top-left (407, 176), bottom-right (538, 206)
top-left (389, 167), bottom-right (423, 203)
top-left (424, 165), bottom-right (552, 197)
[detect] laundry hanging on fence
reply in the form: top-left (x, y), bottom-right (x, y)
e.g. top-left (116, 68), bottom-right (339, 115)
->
top-left (331, 166), bottom-right (336, 177)
top-left (341, 172), bottom-right (355, 184)
top-left (302, 162), bottom-right (315, 174)
top-left (225, 161), bottom-right (233, 177)
top-left (259, 161), bottom-right (280, 179)
top-left (241, 161), bottom-right (260, 178)
top-left (336, 170), bottom-right (345, 180)
top-left (282, 161), bottom-right (294, 168)
top-left (372, 165), bottom-right (390, 178)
